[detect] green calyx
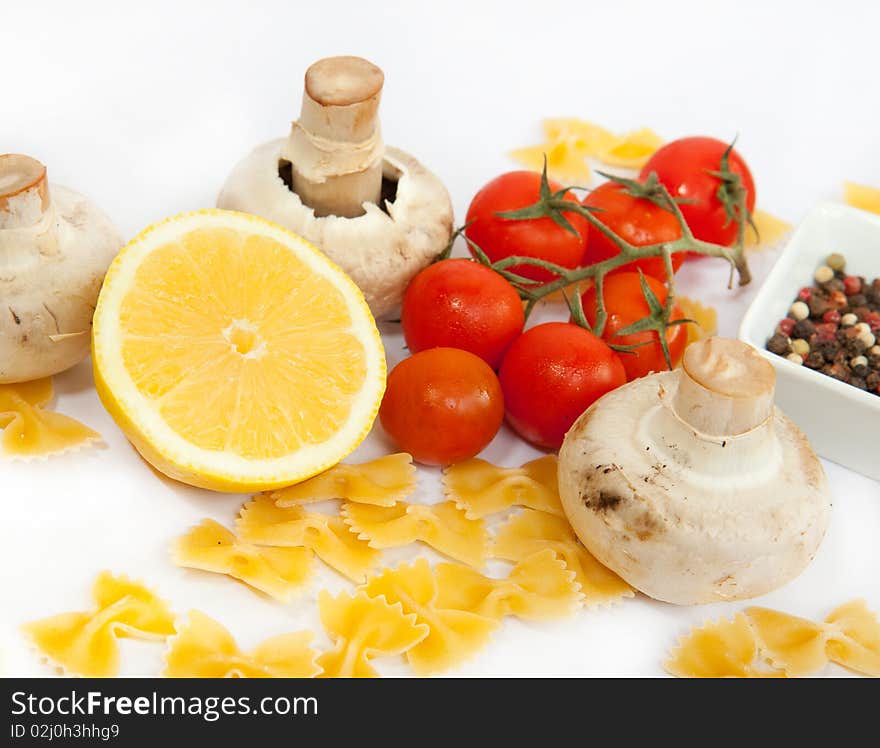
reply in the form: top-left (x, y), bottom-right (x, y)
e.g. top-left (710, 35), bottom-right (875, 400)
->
top-left (708, 138), bottom-right (759, 243)
top-left (447, 156), bottom-right (751, 372)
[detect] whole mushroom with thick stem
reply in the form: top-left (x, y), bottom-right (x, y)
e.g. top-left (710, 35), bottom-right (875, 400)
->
top-left (558, 337), bottom-right (832, 605)
top-left (217, 56), bottom-right (454, 318)
top-left (0, 154), bottom-right (123, 383)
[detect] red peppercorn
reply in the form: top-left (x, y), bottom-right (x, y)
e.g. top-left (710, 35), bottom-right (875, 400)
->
top-left (813, 322), bottom-right (838, 343)
top-left (797, 287), bottom-right (812, 302)
top-left (843, 276), bottom-right (862, 296)
top-left (822, 310), bottom-right (841, 325)
top-left (828, 290), bottom-right (848, 310)
top-left (866, 312), bottom-right (880, 332)
top-left (777, 318), bottom-right (795, 336)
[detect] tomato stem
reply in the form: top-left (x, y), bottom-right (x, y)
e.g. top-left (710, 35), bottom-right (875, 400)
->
top-left (463, 156), bottom-right (753, 371)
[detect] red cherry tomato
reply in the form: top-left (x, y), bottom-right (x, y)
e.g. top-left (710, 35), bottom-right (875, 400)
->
top-left (379, 348), bottom-right (504, 465)
top-left (582, 181), bottom-right (685, 281)
top-left (639, 136), bottom-right (756, 248)
top-left (498, 322), bottom-right (626, 450)
top-left (465, 171), bottom-right (589, 284)
top-left (401, 259), bottom-right (524, 369)
top-left (580, 272), bottom-right (687, 381)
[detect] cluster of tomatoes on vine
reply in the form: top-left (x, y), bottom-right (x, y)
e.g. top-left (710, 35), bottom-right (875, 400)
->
top-left (379, 136), bottom-right (756, 465)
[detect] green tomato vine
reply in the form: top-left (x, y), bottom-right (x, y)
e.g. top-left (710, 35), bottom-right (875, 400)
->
top-left (442, 144), bottom-right (754, 369)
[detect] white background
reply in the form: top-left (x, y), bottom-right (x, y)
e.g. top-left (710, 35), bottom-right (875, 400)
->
top-left (2, 0), bottom-right (879, 677)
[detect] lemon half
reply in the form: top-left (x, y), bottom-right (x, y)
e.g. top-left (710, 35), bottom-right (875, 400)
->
top-left (92, 210), bottom-right (386, 492)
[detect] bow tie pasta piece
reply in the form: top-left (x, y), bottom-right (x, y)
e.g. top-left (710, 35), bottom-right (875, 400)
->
top-left (164, 610), bottom-right (320, 678)
top-left (442, 456), bottom-right (563, 519)
top-left (669, 601), bottom-right (880, 679)
top-left (361, 559), bottom-right (498, 675)
top-left (744, 607), bottom-right (829, 677)
top-left (824, 600), bottom-right (880, 676)
top-left (342, 500), bottom-right (488, 568)
top-left (676, 297), bottom-right (718, 349)
top-left (434, 549), bottom-right (581, 621)
top-left (0, 378), bottom-right (100, 458)
top-left (843, 181), bottom-right (880, 215)
top-left (172, 519), bottom-right (312, 601)
top-left (596, 128), bottom-right (663, 169)
top-left (237, 495), bottom-right (380, 582)
top-left (745, 210), bottom-right (792, 251)
top-left (272, 453), bottom-right (416, 507)
top-left (511, 118), bottom-right (619, 184)
top-left (542, 119), bottom-right (618, 154)
top-left (317, 591), bottom-right (428, 678)
top-left (665, 614), bottom-right (785, 678)
top-left (509, 139), bottom-right (592, 184)
top-left (22, 572), bottom-right (175, 677)
top-left (492, 509), bottom-right (633, 606)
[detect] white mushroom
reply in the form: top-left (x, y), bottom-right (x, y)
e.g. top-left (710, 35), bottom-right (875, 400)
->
top-left (558, 337), bottom-right (832, 605)
top-left (217, 56), bottom-right (454, 318)
top-left (0, 154), bottom-right (122, 383)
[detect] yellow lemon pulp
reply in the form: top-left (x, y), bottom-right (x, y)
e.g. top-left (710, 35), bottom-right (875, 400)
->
top-left (92, 210), bottom-right (385, 492)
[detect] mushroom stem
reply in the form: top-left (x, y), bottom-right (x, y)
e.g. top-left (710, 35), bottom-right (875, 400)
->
top-left (283, 56), bottom-right (385, 218)
top-left (0, 154), bottom-right (57, 268)
top-left (0, 154), bottom-right (49, 229)
top-left (672, 337), bottom-right (775, 437)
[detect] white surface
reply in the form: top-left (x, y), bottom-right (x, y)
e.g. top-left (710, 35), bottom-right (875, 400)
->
top-left (2, 0), bottom-right (879, 678)
top-left (740, 203), bottom-right (880, 481)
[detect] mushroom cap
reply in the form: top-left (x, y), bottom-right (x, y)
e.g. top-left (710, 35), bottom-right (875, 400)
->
top-left (217, 140), bottom-right (454, 318)
top-left (0, 185), bottom-right (122, 383)
top-left (558, 369), bottom-right (832, 605)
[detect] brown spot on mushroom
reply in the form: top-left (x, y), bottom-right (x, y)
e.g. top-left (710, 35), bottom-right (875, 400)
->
top-left (9, 307), bottom-right (20, 325)
top-left (582, 490), bottom-right (624, 513)
top-left (634, 511), bottom-right (661, 541)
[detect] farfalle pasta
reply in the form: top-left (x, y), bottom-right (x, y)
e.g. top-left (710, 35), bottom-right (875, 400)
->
top-left (164, 610), bottom-right (320, 678)
top-left (317, 590), bottom-right (428, 678)
top-left (172, 519), bottom-right (312, 601)
top-left (434, 549), bottom-right (581, 621)
top-left (748, 600), bottom-right (880, 677)
top-left (665, 614), bottom-right (784, 678)
top-left (745, 210), bottom-right (792, 251)
top-left (236, 495), bottom-right (380, 582)
top-left (361, 559), bottom-right (498, 675)
top-left (509, 138), bottom-right (594, 184)
top-left (742, 607), bottom-right (827, 677)
top-left (676, 296), bottom-right (718, 349)
top-left (23, 572), bottom-right (176, 677)
top-left (824, 600), bottom-right (880, 676)
top-left (667, 600), bottom-right (880, 678)
top-left (595, 127), bottom-right (663, 168)
top-left (0, 378), bottom-right (99, 458)
top-left (442, 456), bottom-right (563, 519)
top-left (342, 500), bottom-right (487, 568)
top-left (492, 509), bottom-right (633, 606)
top-left (272, 453), bottom-right (416, 507)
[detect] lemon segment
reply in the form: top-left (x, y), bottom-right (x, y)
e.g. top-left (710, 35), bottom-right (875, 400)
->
top-left (92, 210), bottom-right (385, 492)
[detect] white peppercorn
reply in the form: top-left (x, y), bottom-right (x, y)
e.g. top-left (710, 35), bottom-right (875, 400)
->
top-left (826, 253), bottom-right (846, 272)
top-left (814, 265), bottom-right (834, 284)
top-left (791, 338), bottom-right (810, 356)
top-left (789, 301), bottom-right (810, 321)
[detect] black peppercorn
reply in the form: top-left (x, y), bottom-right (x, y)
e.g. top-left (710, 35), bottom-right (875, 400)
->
top-left (767, 333), bottom-right (790, 356)
top-left (792, 319), bottom-right (815, 339)
top-left (805, 351), bottom-right (825, 369)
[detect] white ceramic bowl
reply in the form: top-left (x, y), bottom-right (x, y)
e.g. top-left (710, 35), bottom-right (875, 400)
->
top-left (739, 203), bottom-right (880, 481)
